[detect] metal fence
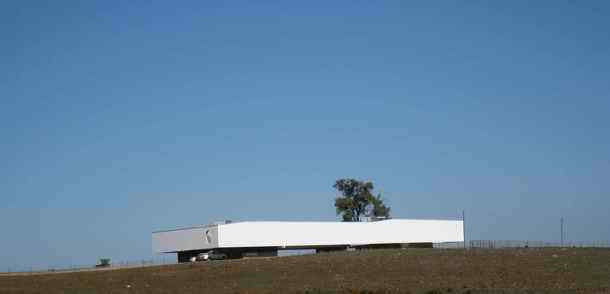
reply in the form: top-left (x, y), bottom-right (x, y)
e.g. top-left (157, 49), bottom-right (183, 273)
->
top-left (2, 258), bottom-right (176, 276)
top-left (468, 240), bottom-right (610, 249)
top-left (433, 240), bottom-right (610, 249)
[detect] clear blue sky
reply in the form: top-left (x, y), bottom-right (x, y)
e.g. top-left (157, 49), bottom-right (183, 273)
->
top-left (2, 1), bottom-right (609, 270)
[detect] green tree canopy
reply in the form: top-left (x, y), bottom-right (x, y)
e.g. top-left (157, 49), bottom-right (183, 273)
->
top-left (333, 178), bottom-right (391, 222)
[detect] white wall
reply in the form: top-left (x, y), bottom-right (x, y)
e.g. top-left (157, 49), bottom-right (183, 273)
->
top-left (152, 219), bottom-right (464, 253)
top-left (152, 225), bottom-right (218, 253)
top-left (218, 219), bottom-right (463, 248)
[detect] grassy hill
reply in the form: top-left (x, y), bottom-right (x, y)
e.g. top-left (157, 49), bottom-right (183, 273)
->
top-left (1, 248), bottom-right (609, 293)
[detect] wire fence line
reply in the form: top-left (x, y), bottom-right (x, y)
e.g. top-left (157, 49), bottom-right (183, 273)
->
top-left (2, 240), bottom-right (610, 274)
top-left (434, 240), bottom-right (610, 249)
top-left (467, 240), bottom-right (610, 249)
top-left (2, 258), bottom-right (177, 276)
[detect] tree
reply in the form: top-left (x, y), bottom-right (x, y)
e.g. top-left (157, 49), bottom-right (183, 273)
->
top-left (369, 193), bottom-right (391, 220)
top-left (333, 178), bottom-right (391, 221)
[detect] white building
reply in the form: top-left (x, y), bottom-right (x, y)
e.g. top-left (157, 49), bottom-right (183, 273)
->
top-left (153, 219), bottom-right (464, 262)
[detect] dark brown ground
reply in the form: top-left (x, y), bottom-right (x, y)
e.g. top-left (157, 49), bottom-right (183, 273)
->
top-left (1, 248), bottom-right (609, 293)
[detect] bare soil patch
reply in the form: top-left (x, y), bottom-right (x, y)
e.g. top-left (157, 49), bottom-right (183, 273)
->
top-left (1, 248), bottom-right (609, 293)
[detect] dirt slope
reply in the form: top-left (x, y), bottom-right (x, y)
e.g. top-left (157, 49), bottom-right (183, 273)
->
top-left (1, 248), bottom-right (609, 293)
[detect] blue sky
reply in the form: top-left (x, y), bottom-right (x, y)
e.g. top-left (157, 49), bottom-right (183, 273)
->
top-left (1, 1), bottom-right (609, 270)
